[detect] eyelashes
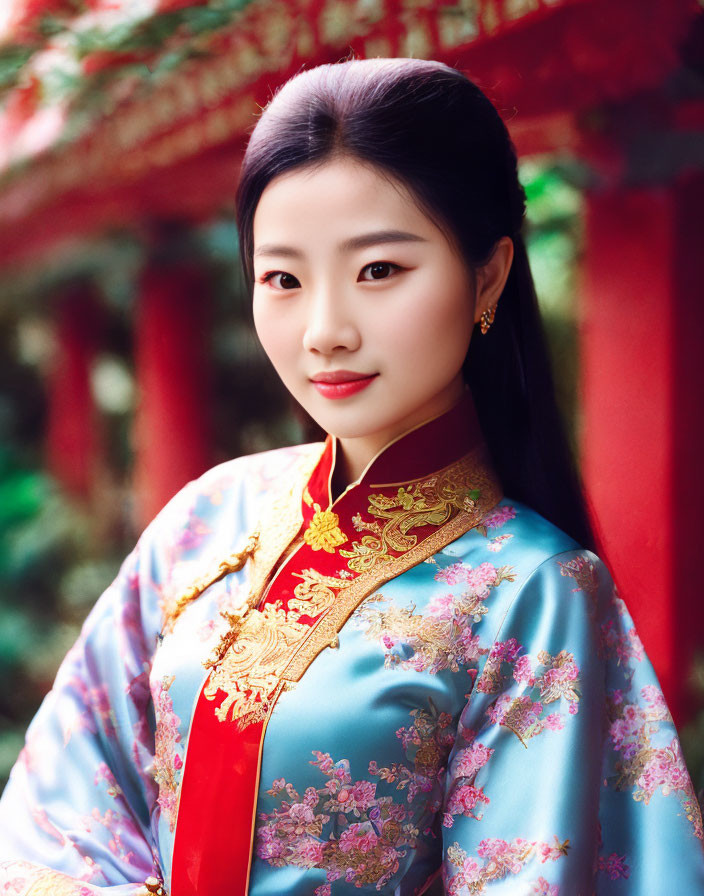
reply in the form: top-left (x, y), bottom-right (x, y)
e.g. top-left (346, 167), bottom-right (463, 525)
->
top-left (260, 271), bottom-right (300, 290)
top-left (359, 261), bottom-right (403, 281)
top-left (259, 261), bottom-right (403, 290)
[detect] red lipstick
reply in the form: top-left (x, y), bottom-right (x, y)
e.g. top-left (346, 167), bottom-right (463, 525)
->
top-left (310, 370), bottom-right (378, 399)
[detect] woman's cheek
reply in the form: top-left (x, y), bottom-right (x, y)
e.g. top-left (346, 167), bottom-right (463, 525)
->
top-left (253, 302), bottom-right (285, 362)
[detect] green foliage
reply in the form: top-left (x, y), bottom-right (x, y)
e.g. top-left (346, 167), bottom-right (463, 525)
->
top-left (521, 159), bottom-right (583, 455)
top-left (0, 458), bottom-right (124, 789)
top-left (73, 1), bottom-right (252, 58)
top-left (73, 16), bottom-right (185, 56)
top-left (681, 652), bottom-right (704, 803)
top-left (0, 45), bottom-right (35, 92)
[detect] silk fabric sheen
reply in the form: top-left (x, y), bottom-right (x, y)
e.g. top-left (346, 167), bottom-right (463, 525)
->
top-left (1, 392), bottom-right (703, 894)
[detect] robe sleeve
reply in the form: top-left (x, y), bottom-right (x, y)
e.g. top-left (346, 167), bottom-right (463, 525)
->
top-left (440, 549), bottom-right (704, 894)
top-left (0, 535), bottom-right (163, 896)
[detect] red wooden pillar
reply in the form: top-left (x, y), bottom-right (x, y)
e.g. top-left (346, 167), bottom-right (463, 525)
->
top-left (579, 171), bottom-right (704, 725)
top-left (133, 258), bottom-right (213, 528)
top-left (45, 283), bottom-right (103, 498)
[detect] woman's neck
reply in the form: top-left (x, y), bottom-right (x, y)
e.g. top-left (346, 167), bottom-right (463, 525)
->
top-left (329, 385), bottom-right (471, 500)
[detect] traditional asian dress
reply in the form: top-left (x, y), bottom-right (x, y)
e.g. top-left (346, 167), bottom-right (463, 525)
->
top-left (1, 391), bottom-right (703, 895)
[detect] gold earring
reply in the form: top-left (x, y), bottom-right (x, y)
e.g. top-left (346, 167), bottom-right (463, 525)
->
top-left (479, 306), bottom-right (496, 335)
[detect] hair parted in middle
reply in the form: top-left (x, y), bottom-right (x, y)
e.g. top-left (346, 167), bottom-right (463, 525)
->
top-left (235, 56), bottom-right (597, 553)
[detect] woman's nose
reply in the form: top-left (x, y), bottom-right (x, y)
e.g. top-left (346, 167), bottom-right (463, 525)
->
top-left (302, 290), bottom-right (361, 355)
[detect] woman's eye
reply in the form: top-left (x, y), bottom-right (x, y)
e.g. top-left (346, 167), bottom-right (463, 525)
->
top-left (261, 271), bottom-right (300, 290)
top-left (359, 261), bottom-right (402, 281)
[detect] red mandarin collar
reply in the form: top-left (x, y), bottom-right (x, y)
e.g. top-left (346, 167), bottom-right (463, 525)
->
top-left (304, 389), bottom-right (486, 518)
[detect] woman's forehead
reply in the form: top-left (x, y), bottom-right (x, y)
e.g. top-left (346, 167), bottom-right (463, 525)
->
top-left (252, 158), bottom-right (443, 251)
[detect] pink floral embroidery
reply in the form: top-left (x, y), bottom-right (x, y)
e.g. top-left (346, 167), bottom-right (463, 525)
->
top-left (479, 646), bottom-right (580, 745)
top-left (444, 784), bottom-right (489, 824)
top-left (476, 638), bottom-right (523, 693)
top-left (86, 765), bottom-right (145, 867)
top-left (537, 650), bottom-right (580, 708)
top-left (600, 618), bottom-right (644, 663)
top-left (355, 563), bottom-right (514, 676)
top-left (597, 852), bottom-right (630, 880)
top-left (640, 684), bottom-right (668, 714)
top-left (532, 877), bottom-right (560, 895)
top-left (638, 739), bottom-right (694, 798)
top-left (487, 534), bottom-right (513, 552)
top-left (26, 810), bottom-right (101, 881)
top-left (607, 685), bottom-right (703, 840)
top-left (443, 736), bottom-right (494, 828)
top-left (445, 835), bottom-right (568, 894)
top-left (513, 654), bottom-right (535, 685)
top-left (454, 741), bottom-right (494, 778)
top-left (433, 561), bottom-right (505, 596)
top-left (478, 505), bottom-right (517, 531)
top-left (556, 555), bottom-right (599, 596)
top-left (434, 562), bottom-right (468, 586)
top-left (152, 674), bottom-right (183, 832)
top-left (488, 695), bottom-right (544, 743)
top-left (256, 706), bottom-right (453, 890)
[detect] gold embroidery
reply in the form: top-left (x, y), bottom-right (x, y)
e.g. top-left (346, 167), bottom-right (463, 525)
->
top-left (365, 603), bottom-right (464, 663)
top-left (354, 566), bottom-right (517, 677)
top-left (204, 603), bottom-right (310, 727)
top-left (161, 532), bottom-right (259, 635)
top-left (500, 698), bottom-right (542, 747)
top-left (25, 871), bottom-right (94, 896)
top-left (203, 443), bottom-right (503, 729)
top-left (340, 458), bottom-right (487, 573)
top-left (537, 649), bottom-right (580, 706)
top-left (163, 445), bottom-right (324, 637)
top-left (283, 461), bottom-right (503, 687)
top-left (289, 568), bottom-right (347, 616)
top-left (304, 504), bottom-right (348, 553)
top-left (557, 555), bottom-right (599, 595)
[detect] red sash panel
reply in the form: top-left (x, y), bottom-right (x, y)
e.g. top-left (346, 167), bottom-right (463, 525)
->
top-left (170, 390), bottom-right (500, 895)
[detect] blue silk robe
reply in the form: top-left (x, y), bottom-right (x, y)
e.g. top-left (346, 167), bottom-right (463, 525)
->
top-left (1, 393), bottom-right (703, 895)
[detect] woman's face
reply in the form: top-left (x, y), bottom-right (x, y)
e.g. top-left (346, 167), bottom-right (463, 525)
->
top-left (251, 155), bottom-right (477, 474)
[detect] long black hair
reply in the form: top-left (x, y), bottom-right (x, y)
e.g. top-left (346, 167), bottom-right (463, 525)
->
top-left (235, 56), bottom-right (597, 552)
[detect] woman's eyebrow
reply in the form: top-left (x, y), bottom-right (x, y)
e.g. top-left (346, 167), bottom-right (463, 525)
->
top-left (253, 230), bottom-right (428, 259)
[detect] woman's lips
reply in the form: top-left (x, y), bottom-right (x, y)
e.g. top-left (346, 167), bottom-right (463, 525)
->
top-left (310, 371), bottom-right (378, 399)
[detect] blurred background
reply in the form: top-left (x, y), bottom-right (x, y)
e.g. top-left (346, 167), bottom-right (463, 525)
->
top-left (0, 0), bottom-right (703, 799)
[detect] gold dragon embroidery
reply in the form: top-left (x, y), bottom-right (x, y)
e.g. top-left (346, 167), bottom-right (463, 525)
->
top-left (204, 603), bottom-right (310, 727)
top-left (288, 568), bottom-right (348, 616)
top-left (198, 447), bottom-right (502, 729)
top-left (340, 469), bottom-right (483, 573)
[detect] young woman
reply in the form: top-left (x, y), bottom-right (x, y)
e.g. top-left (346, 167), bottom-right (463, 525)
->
top-left (1, 57), bottom-right (702, 895)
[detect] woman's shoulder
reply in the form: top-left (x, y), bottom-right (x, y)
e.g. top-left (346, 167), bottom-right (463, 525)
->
top-left (471, 496), bottom-right (617, 624)
top-left (189, 440), bottom-right (325, 498)
top-left (145, 440), bottom-right (325, 533)
top-left (477, 496), bottom-right (585, 568)
top-left (450, 496), bottom-right (615, 618)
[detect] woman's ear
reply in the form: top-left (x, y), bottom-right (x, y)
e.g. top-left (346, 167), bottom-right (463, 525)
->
top-left (473, 236), bottom-right (514, 323)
